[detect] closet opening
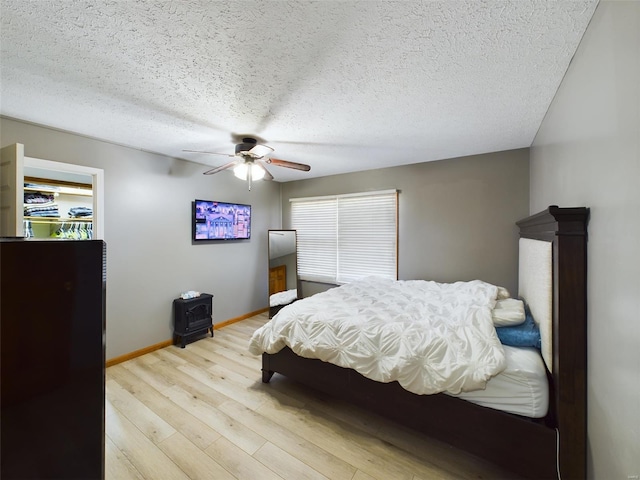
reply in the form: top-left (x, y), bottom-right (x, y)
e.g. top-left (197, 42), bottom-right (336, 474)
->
top-left (24, 157), bottom-right (104, 240)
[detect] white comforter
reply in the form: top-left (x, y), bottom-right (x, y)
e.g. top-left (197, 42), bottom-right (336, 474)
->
top-left (249, 277), bottom-right (507, 395)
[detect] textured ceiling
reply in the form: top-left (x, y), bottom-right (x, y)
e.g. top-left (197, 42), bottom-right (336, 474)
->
top-left (0, 0), bottom-right (598, 182)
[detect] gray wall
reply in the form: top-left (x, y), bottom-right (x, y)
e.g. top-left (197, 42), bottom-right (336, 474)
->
top-left (0, 117), bottom-right (281, 359)
top-left (282, 148), bottom-right (530, 296)
top-left (530, 1), bottom-right (640, 478)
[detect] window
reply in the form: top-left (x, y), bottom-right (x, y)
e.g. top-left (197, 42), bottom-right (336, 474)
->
top-left (291, 190), bottom-right (397, 284)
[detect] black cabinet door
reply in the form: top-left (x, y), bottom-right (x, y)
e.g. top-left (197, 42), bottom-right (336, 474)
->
top-left (1, 239), bottom-right (106, 480)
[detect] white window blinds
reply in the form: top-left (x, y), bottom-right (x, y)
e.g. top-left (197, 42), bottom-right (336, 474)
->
top-left (291, 190), bottom-right (397, 284)
top-left (291, 197), bottom-right (337, 284)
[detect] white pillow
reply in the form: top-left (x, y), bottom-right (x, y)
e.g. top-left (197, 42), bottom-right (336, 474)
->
top-left (492, 298), bottom-right (526, 326)
top-left (497, 286), bottom-right (511, 300)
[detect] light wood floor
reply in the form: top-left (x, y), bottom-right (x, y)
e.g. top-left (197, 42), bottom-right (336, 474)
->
top-left (106, 313), bottom-right (521, 480)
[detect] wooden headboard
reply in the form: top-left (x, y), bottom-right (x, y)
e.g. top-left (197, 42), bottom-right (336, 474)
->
top-left (516, 205), bottom-right (589, 479)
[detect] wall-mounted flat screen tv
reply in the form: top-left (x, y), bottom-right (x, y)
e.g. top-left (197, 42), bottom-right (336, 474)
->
top-left (193, 199), bottom-right (251, 241)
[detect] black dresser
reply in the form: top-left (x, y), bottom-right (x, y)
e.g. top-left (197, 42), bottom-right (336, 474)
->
top-left (0, 238), bottom-right (106, 479)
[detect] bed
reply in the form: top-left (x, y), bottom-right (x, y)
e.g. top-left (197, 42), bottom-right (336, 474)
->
top-left (252, 206), bottom-right (588, 480)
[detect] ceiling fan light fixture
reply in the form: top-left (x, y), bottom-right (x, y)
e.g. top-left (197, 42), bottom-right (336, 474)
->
top-left (233, 162), bottom-right (265, 181)
top-left (233, 163), bottom-right (248, 179)
top-left (251, 164), bottom-right (266, 180)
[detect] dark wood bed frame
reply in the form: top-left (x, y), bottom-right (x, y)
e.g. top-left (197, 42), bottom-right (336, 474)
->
top-left (261, 206), bottom-right (589, 480)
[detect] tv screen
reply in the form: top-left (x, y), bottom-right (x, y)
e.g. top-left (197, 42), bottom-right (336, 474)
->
top-left (193, 200), bottom-right (251, 241)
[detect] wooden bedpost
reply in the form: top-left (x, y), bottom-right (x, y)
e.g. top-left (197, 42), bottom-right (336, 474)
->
top-left (262, 354), bottom-right (274, 383)
top-left (517, 205), bottom-right (589, 480)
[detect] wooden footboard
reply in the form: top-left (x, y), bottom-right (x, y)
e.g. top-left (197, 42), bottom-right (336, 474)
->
top-left (263, 348), bottom-right (556, 480)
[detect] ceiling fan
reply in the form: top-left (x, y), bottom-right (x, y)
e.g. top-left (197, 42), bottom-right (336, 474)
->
top-left (184, 137), bottom-right (311, 190)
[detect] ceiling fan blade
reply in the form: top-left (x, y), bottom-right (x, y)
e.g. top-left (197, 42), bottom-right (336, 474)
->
top-left (249, 144), bottom-right (274, 158)
top-left (266, 157), bottom-right (311, 172)
top-left (183, 149), bottom-right (236, 158)
top-left (203, 159), bottom-right (240, 175)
